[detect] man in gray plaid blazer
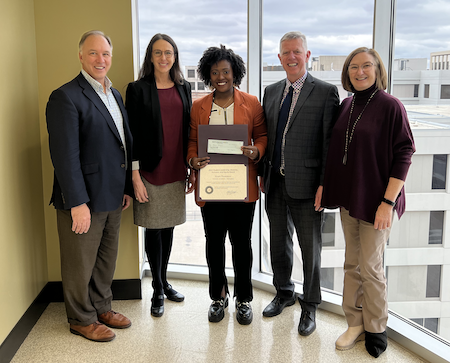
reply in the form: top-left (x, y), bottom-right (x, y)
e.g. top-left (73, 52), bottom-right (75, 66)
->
top-left (261, 31), bottom-right (339, 336)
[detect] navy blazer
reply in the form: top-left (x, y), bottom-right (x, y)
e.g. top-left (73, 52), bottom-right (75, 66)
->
top-left (125, 75), bottom-right (192, 172)
top-left (262, 73), bottom-right (339, 199)
top-left (46, 73), bottom-right (133, 213)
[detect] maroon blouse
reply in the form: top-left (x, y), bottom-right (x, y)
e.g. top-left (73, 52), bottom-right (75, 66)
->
top-left (141, 86), bottom-right (186, 185)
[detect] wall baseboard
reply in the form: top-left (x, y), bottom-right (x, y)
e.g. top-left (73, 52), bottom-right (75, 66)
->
top-left (0, 279), bottom-right (141, 363)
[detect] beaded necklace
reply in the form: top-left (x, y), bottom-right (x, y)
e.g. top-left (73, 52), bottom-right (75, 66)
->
top-left (343, 89), bottom-right (378, 165)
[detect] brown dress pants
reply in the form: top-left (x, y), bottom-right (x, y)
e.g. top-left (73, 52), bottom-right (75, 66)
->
top-left (57, 206), bottom-right (122, 326)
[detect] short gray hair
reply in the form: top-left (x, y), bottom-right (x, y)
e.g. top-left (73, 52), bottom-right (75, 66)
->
top-left (279, 31), bottom-right (308, 53)
top-left (79, 30), bottom-right (113, 53)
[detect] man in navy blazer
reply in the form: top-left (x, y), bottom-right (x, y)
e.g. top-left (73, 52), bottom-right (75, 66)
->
top-left (261, 31), bottom-right (339, 336)
top-left (46, 30), bottom-right (133, 342)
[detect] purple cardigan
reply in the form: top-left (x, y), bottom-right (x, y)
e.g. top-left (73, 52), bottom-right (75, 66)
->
top-left (322, 84), bottom-right (415, 224)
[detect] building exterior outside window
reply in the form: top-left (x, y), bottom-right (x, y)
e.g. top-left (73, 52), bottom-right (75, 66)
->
top-left (426, 265), bottom-right (441, 298)
top-left (432, 154), bottom-right (447, 190)
top-left (429, 211), bottom-right (444, 245)
top-left (441, 85), bottom-right (450, 99)
top-left (431, 51), bottom-right (450, 71)
top-left (138, 0), bottom-right (450, 345)
top-left (411, 318), bottom-right (439, 334)
top-left (322, 212), bottom-right (335, 247)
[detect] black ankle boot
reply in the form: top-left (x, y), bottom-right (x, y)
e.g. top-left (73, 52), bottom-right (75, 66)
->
top-left (365, 331), bottom-right (387, 358)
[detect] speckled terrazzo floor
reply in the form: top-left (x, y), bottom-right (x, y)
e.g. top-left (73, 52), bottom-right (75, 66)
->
top-left (10, 278), bottom-right (427, 363)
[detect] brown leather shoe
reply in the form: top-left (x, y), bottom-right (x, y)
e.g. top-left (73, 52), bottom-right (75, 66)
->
top-left (70, 321), bottom-right (115, 342)
top-left (98, 310), bottom-right (132, 329)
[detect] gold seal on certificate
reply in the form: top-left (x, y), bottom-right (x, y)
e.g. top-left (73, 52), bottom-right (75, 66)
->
top-left (199, 164), bottom-right (248, 200)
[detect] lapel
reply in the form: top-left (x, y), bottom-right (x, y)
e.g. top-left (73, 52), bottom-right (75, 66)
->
top-left (112, 87), bottom-right (131, 140)
top-left (76, 73), bottom-right (122, 142)
top-left (269, 80), bottom-right (286, 136)
top-left (199, 93), bottom-right (214, 125)
top-left (232, 88), bottom-right (246, 125)
top-left (287, 73), bottom-right (314, 131)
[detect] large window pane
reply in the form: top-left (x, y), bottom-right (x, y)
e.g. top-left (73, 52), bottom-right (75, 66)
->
top-left (137, 1), bottom-right (248, 268)
top-left (134, 1), bottom-right (450, 348)
top-left (261, 0), bottom-right (373, 292)
top-left (391, 0), bottom-right (450, 341)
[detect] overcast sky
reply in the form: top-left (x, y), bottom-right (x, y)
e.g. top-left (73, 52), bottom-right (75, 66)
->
top-left (138, 0), bottom-right (450, 70)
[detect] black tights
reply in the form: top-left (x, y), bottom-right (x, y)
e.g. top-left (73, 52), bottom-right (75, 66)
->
top-left (145, 227), bottom-right (174, 295)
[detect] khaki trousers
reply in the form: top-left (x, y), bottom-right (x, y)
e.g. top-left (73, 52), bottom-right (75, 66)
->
top-left (340, 208), bottom-right (391, 333)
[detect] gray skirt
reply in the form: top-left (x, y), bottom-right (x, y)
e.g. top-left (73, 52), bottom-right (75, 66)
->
top-left (133, 177), bottom-right (186, 229)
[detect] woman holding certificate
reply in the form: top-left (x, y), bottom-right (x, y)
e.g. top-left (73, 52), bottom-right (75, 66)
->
top-left (187, 45), bottom-right (267, 325)
top-left (126, 34), bottom-right (194, 318)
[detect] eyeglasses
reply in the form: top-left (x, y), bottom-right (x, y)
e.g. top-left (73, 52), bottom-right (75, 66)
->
top-left (153, 50), bottom-right (174, 58)
top-left (348, 63), bottom-right (374, 72)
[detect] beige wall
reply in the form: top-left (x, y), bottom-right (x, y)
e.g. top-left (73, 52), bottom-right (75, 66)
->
top-left (34, 0), bottom-right (139, 281)
top-left (0, 0), bottom-right (48, 345)
top-left (1, 0), bottom-right (140, 346)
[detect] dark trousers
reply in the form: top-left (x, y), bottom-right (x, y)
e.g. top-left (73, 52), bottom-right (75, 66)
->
top-left (145, 227), bottom-right (174, 295)
top-left (266, 173), bottom-right (322, 311)
top-left (201, 202), bottom-right (256, 302)
top-left (57, 206), bottom-right (122, 326)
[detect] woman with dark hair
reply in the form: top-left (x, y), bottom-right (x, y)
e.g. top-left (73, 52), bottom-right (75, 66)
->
top-left (187, 45), bottom-right (267, 325)
top-left (126, 34), bottom-right (194, 317)
top-left (322, 47), bottom-right (415, 357)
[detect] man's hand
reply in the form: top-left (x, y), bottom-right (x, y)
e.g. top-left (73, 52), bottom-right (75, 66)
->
top-left (71, 203), bottom-right (91, 234)
top-left (314, 185), bottom-right (323, 212)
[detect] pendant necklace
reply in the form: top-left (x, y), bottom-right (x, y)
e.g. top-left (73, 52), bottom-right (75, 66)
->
top-left (210, 89), bottom-right (234, 123)
top-left (212, 89), bottom-right (234, 115)
top-left (343, 89), bottom-right (378, 165)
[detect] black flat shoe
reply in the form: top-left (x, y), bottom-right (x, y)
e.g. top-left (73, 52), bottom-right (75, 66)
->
top-left (164, 284), bottom-right (185, 302)
top-left (298, 310), bottom-right (316, 336)
top-left (208, 296), bottom-right (228, 323)
top-left (236, 301), bottom-right (253, 325)
top-left (151, 294), bottom-right (164, 317)
top-left (262, 295), bottom-right (296, 317)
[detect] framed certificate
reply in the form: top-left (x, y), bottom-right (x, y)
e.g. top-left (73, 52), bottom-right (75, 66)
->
top-left (197, 125), bottom-right (249, 202)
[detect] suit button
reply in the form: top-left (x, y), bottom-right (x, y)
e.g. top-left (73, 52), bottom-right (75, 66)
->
top-left (121, 164), bottom-right (125, 168)
top-left (120, 145), bottom-right (124, 150)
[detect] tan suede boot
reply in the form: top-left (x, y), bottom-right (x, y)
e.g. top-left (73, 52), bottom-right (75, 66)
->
top-left (335, 325), bottom-right (365, 350)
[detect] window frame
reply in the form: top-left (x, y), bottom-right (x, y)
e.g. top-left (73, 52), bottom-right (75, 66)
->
top-left (134, 1), bottom-right (450, 361)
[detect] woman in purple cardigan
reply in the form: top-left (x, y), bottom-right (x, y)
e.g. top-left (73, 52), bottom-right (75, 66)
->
top-left (322, 47), bottom-right (415, 358)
